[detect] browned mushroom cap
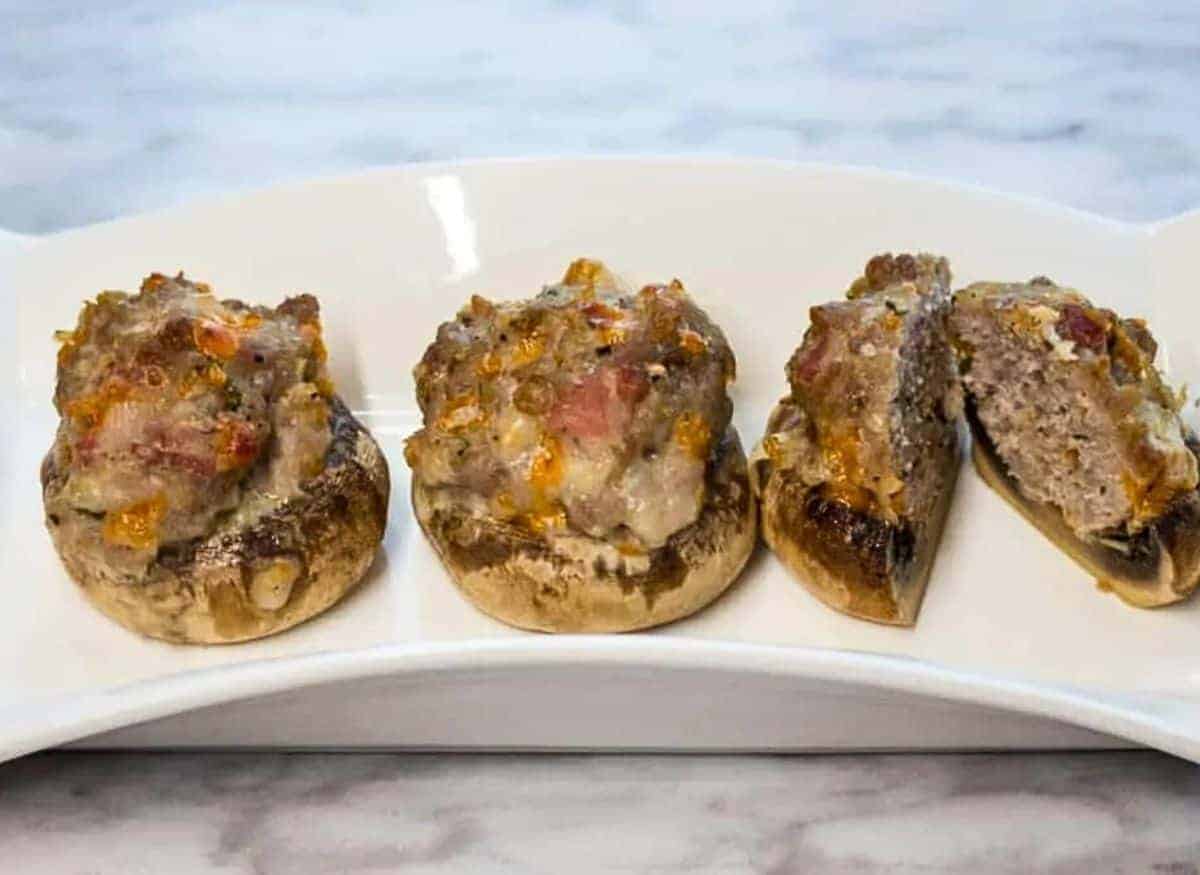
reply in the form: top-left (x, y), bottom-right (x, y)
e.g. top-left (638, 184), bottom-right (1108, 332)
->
top-left (43, 397), bottom-right (390, 643)
top-left (754, 428), bottom-right (959, 626)
top-left (412, 428), bottom-right (755, 633)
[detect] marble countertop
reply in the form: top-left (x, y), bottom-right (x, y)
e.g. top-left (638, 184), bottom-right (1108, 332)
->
top-left (4, 0), bottom-right (1200, 235)
top-left (4, 1), bottom-right (1200, 870)
top-left (3, 751), bottom-right (1199, 872)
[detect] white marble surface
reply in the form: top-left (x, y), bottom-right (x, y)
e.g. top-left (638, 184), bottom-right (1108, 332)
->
top-left (2, 752), bottom-right (1199, 872)
top-left (3, 0), bottom-right (1200, 234)
top-left (5, 1), bottom-right (1200, 870)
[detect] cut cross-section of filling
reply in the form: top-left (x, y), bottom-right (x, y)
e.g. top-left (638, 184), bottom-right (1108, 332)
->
top-left (949, 277), bottom-right (1200, 607)
top-left (752, 252), bottom-right (961, 625)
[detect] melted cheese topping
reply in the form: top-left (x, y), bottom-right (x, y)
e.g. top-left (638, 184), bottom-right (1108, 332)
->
top-left (406, 259), bottom-right (736, 549)
top-left (52, 274), bottom-right (333, 556)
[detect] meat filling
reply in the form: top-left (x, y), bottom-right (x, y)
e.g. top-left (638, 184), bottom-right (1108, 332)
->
top-left (756, 253), bottom-right (960, 527)
top-left (949, 279), bottom-right (1197, 537)
top-left (47, 274), bottom-right (333, 570)
top-left (405, 259), bottom-right (737, 550)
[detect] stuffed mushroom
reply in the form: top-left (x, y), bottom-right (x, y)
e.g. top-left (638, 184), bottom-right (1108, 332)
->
top-left (751, 253), bottom-right (962, 625)
top-left (405, 259), bottom-right (755, 632)
top-left (42, 273), bottom-right (390, 643)
top-left (949, 277), bottom-right (1200, 607)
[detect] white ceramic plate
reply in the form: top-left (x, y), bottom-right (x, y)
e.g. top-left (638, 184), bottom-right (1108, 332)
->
top-left (4, 159), bottom-right (1200, 762)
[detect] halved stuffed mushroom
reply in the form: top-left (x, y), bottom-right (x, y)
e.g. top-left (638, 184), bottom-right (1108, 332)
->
top-left (752, 253), bottom-right (962, 625)
top-left (405, 259), bottom-right (755, 632)
top-left (42, 274), bottom-right (390, 643)
top-left (950, 277), bottom-right (1200, 607)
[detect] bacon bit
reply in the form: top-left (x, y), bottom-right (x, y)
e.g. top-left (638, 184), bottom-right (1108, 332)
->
top-left (673, 412), bottom-right (712, 460)
top-left (529, 433), bottom-right (564, 492)
top-left (789, 328), bottom-right (829, 385)
top-left (438, 393), bottom-right (486, 431)
top-left (194, 320), bottom-right (239, 359)
top-left (476, 351), bottom-right (502, 377)
top-left (103, 494), bottom-right (167, 550)
top-left (1056, 304), bottom-right (1107, 353)
top-left (194, 282), bottom-right (213, 295)
top-left (549, 367), bottom-right (640, 440)
top-left (549, 380), bottom-right (609, 438)
top-left (214, 417), bottom-right (261, 472)
top-left (555, 365), bottom-right (645, 438)
top-left (73, 432), bottom-right (97, 466)
top-left (140, 273), bottom-right (169, 294)
top-left (614, 364), bottom-right (649, 403)
top-left (678, 328), bottom-right (707, 356)
top-left (130, 442), bottom-right (216, 477)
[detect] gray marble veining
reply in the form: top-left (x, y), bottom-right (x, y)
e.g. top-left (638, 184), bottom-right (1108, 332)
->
top-left (3, 0), bottom-right (1200, 233)
top-left (5, 1), bottom-right (1200, 870)
top-left (1, 752), bottom-right (1198, 873)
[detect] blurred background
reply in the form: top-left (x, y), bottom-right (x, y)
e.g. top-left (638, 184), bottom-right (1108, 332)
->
top-left (4, 0), bottom-right (1199, 233)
